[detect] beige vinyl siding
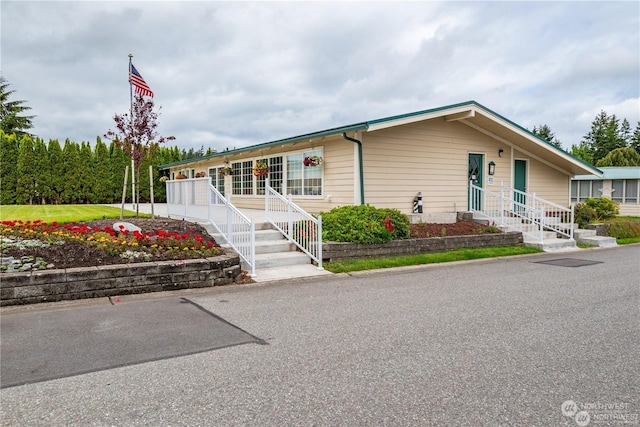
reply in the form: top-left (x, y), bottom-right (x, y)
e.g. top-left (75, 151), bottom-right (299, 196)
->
top-left (362, 118), bottom-right (511, 214)
top-left (176, 136), bottom-right (356, 214)
top-left (515, 149), bottom-right (570, 206)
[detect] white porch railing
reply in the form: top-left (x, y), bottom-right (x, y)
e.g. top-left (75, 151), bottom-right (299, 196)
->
top-left (166, 178), bottom-right (255, 276)
top-left (265, 179), bottom-right (323, 269)
top-left (469, 181), bottom-right (574, 243)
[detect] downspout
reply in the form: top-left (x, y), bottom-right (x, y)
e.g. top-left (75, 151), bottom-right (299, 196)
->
top-left (342, 132), bottom-right (365, 205)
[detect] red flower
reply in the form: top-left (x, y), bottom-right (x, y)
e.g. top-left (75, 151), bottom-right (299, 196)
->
top-left (383, 218), bottom-right (395, 233)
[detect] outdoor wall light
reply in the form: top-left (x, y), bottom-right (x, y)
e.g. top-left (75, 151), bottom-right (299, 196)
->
top-left (498, 149), bottom-right (504, 157)
top-left (488, 161), bottom-right (496, 175)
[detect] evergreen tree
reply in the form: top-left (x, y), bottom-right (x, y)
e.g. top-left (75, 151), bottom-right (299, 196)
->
top-left (0, 76), bottom-right (35, 137)
top-left (532, 124), bottom-right (562, 148)
top-left (109, 142), bottom-right (131, 204)
top-left (619, 118), bottom-right (631, 145)
top-left (47, 139), bottom-right (65, 204)
top-left (0, 131), bottom-right (19, 204)
top-left (570, 141), bottom-right (594, 164)
top-left (78, 142), bottom-right (94, 203)
top-left (33, 137), bottom-right (51, 204)
top-left (582, 111), bottom-right (626, 163)
top-left (16, 134), bottom-right (36, 204)
top-left (62, 139), bottom-right (81, 203)
top-left (630, 122), bottom-right (640, 155)
top-left (92, 137), bottom-right (112, 203)
top-left (596, 147), bottom-right (640, 167)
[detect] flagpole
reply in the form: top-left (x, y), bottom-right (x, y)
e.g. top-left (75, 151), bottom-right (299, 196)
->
top-left (128, 53), bottom-right (136, 212)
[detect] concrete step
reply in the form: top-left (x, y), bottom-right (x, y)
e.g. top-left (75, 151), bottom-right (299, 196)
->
top-left (523, 238), bottom-right (578, 252)
top-left (573, 229), bottom-right (597, 238)
top-left (575, 235), bottom-right (617, 248)
top-left (254, 239), bottom-right (296, 254)
top-left (242, 251), bottom-right (312, 270)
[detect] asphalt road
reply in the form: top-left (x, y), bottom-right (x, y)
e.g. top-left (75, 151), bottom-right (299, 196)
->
top-left (1, 245), bottom-right (638, 426)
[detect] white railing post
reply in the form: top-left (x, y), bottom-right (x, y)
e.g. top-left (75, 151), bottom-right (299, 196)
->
top-left (570, 205), bottom-right (575, 240)
top-left (468, 179), bottom-right (473, 211)
top-left (249, 220), bottom-right (256, 277)
top-left (539, 205), bottom-right (545, 243)
top-left (227, 203), bottom-right (233, 245)
top-left (183, 180), bottom-right (188, 218)
top-left (317, 215), bottom-right (323, 270)
top-left (265, 177), bottom-right (270, 220)
top-left (500, 182), bottom-right (505, 226)
top-left (288, 194), bottom-right (294, 242)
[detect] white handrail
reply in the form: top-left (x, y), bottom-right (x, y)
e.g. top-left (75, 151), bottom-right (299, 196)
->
top-left (469, 181), bottom-right (574, 242)
top-left (265, 178), bottom-right (323, 269)
top-left (165, 178), bottom-right (256, 276)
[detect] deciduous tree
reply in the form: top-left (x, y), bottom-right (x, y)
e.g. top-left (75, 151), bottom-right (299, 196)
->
top-left (595, 147), bottom-right (640, 167)
top-left (104, 94), bottom-right (174, 215)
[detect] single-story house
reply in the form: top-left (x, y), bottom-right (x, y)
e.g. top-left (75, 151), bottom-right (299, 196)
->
top-left (160, 100), bottom-right (601, 221)
top-left (572, 166), bottom-right (640, 216)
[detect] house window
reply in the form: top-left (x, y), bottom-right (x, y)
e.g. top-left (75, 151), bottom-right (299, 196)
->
top-left (228, 150), bottom-right (322, 197)
top-left (231, 161), bottom-right (253, 195)
top-left (592, 180), bottom-right (603, 198)
top-left (625, 179), bottom-right (638, 203)
top-left (208, 167), bottom-right (225, 196)
top-left (612, 180), bottom-right (624, 203)
top-left (257, 156), bottom-right (283, 195)
top-left (579, 181), bottom-right (591, 201)
top-left (571, 180), bottom-right (604, 202)
top-left (611, 179), bottom-right (639, 204)
top-left (286, 150), bottom-right (323, 196)
top-left (287, 153), bottom-right (303, 196)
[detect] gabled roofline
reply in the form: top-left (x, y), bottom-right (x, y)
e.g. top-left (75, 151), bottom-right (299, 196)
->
top-left (160, 100), bottom-right (602, 177)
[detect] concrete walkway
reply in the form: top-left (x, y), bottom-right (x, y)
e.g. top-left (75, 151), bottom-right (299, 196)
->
top-left (103, 203), bottom-right (332, 283)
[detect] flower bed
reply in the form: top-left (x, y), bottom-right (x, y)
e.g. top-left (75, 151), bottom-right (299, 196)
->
top-left (1, 218), bottom-right (222, 272)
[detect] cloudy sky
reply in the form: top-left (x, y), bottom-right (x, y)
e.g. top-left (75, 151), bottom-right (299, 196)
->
top-left (2, 1), bottom-right (638, 153)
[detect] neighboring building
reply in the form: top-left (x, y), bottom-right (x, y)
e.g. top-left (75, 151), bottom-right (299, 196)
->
top-left (572, 167), bottom-right (640, 216)
top-left (160, 100), bottom-right (601, 219)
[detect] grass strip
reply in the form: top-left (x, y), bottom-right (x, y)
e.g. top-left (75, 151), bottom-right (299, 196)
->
top-left (0, 205), bottom-right (151, 223)
top-left (617, 237), bottom-right (640, 245)
top-left (325, 245), bottom-right (542, 273)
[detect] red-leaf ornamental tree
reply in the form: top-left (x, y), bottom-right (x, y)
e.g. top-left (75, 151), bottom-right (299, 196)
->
top-left (105, 94), bottom-right (175, 215)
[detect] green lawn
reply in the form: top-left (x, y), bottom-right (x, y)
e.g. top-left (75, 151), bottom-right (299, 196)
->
top-left (0, 205), bottom-right (150, 223)
top-left (324, 245), bottom-right (543, 273)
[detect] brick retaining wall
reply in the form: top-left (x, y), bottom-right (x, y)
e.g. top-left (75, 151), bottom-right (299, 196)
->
top-left (1, 253), bottom-right (242, 306)
top-left (322, 232), bottom-right (523, 262)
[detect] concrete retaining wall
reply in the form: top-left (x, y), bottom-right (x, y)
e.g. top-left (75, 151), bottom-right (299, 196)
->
top-left (1, 253), bottom-right (242, 306)
top-left (323, 232), bottom-right (523, 262)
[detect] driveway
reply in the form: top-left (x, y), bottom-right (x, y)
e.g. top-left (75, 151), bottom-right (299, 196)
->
top-left (1, 245), bottom-right (638, 426)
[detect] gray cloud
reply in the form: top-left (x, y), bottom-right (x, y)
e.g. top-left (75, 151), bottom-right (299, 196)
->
top-left (1, 1), bottom-right (638, 152)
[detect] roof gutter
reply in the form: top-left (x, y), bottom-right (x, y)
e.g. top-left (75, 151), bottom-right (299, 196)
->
top-left (342, 132), bottom-right (365, 205)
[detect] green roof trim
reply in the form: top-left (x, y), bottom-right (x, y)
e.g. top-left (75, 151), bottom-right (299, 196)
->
top-left (160, 100), bottom-right (601, 176)
top-left (159, 122), bottom-right (368, 169)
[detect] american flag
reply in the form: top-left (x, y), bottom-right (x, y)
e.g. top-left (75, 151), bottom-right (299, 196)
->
top-left (129, 64), bottom-right (154, 97)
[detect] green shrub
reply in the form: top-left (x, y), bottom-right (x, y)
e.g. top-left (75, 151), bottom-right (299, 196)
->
top-left (574, 202), bottom-right (597, 229)
top-left (321, 204), bottom-right (410, 244)
top-left (606, 221), bottom-right (640, 239)
top-left (584, 197), bottom-right (619, 220)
